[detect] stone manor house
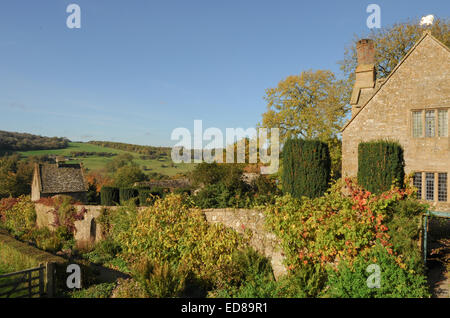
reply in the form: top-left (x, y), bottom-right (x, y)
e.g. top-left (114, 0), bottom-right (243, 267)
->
top-left (342, 31), bottom-right (450, 211)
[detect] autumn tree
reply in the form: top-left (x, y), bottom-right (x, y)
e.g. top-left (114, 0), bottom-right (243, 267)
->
top-left (340, 17), bottom-right (449, 82)
top-left (114, 165), bottom-right (147, 188)
top-left (0, 155), bottom-right (33, 198)
top-left (260, 70), bottom-right (348, 178)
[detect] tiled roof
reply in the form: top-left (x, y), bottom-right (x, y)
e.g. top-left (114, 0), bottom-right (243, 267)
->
top-left (38, 163), bottom-right (87, 194)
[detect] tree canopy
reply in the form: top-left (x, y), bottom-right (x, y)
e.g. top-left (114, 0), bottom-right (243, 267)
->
top-left (260, 70), bottom-right (349, 143)
top-left (340, 18), bottom-right (449, 81)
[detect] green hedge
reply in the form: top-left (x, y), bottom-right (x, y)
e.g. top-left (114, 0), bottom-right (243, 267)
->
top-left (282, 138), bottom-right (331, 199)
top-left (119, 188), bottom-right (138, 205)
top-left (100, 187), bottom-right (119, 206)
top-left (358, 141), bottom-right (405, 194)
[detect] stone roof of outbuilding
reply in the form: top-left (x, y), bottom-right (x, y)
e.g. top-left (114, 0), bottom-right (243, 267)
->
top-left (342, 31), bottom-right (450, 132)
top-left (36, 163), bottom-right (87, 194)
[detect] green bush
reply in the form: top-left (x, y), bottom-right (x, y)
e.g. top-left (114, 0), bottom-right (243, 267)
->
top-left (282, 138), bottom-right (331, 199)
top-left (119, 188), bottom-right (138, 205)
top-left (100, 186), bottom-right (119, 206)
top-left (71, 282), bottom-right (116, 298)
top-left (358, 140), bottom-right (405, 194)
top-left (83, 239), bottom-right (122, 265)
top-left (326, 244), bottom-right (430, 298)
top-left (0, 196), bottom-right (36, 238)
top-left (132, 259), bottom-right (188, 298)
top-left (385, 198), bottom-right (427, 272)
top-left (138, 189), bottom-right (153, 206)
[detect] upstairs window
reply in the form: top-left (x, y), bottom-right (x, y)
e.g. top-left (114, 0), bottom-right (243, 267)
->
top-left (425, 111), bottom-right (435, 137)
top-left (438, 110), bottom-right (448, 137)
top-left (413, 108), bottom-right (449, 138)
top-left (412, 111), bottom-right (423, 138)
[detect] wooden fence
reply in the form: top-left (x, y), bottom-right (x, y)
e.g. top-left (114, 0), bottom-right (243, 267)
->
top-left (0, 263), bottom-right (56, 298)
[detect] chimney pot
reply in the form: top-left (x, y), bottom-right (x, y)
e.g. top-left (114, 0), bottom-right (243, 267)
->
top-left (356, 39), bottom-right (375, 65)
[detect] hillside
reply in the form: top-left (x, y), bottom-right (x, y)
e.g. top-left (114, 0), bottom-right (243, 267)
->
top-left (0, 130), bottom-right (68, 153)
top-left (19, 142), bottom-right (194, 177)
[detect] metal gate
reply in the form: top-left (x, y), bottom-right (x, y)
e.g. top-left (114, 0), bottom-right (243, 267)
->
top-left (0, 263), bottom-right (56, 298)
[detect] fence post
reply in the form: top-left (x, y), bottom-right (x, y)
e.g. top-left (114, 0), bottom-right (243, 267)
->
top-left (45, 262), bottom-right (55, 298)
top-left (39, 263), bottom-right (44, 297)
top-left (28, 271), bottom-right (32, 297)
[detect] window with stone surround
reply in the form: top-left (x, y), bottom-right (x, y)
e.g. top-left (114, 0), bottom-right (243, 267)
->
top-left (426, 173), bottom-right (435, 201)
top-left (412, 109), bottom-right (449, 138)
top-left (414, 171), bottom-right (449, 202)
top-left (413, 172), bottom-right (422, 199)
top-left (412, 111), bottom-right (423, 137)
top-left (438, 173), bottom-right (448, 202)
top-left (425, 111), bottom-right (435, 137)
top-left (438, 109), bottom-right (448, 137)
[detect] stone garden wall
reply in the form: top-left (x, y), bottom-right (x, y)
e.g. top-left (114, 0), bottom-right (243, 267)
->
top-left (34, 204), bottom-right (287, 279)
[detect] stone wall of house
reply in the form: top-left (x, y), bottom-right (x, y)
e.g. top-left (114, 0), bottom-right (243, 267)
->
top-left (342, 34), bottom-right (450, 212)
top-left (203, 208), bottom-right (287, 279)
top-left (35, 204), bottom-right (288, 279)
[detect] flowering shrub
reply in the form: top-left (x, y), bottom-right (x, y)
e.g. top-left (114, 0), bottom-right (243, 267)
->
top-left (264, 178), bottom-right (429, 297)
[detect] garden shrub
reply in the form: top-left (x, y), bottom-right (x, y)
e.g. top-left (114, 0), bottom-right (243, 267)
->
top-left (83, 238), bottom-right (122, 265)
top-left (71, 282), bottom-right (116, 298)
top-left (138, 189), bottom-right (153, 206)
top-left (191, 163), bottom-right (277, 209)
top-left (358, 140), bottom-right (405, 194)
top-left (111, 278), bottom-right (147, 298)
top-left (0, 196), bottom-right (36, 238)
top-left (132, 258), bottom-right (188, 298)
top-left (106, 194), bottom-right (248, 291)
top-left (282, 138), bottom-right (331, 199)
top-left (326, 244), bottom-right (430, 298)
top-left (264, 178), bottom-right (428, 297)
top-left (100, 186), bottom-right (119, 206)
top-left (119, 188), bottom-right (138, 205)
top-left (209, 248), bottom-right (277, 298)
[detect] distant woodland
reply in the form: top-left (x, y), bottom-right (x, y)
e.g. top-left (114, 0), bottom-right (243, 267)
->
top-left (88, 141), bottom-right (171, 160)
top-left (0, 130), bottom-right (69, 153)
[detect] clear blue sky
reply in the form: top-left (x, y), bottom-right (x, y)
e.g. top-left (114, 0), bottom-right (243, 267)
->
top-left (0, 0), bottom-right (448, 146)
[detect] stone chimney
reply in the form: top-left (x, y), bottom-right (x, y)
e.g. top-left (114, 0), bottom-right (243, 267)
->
top-left (350, 39), bottom-right (377, 116)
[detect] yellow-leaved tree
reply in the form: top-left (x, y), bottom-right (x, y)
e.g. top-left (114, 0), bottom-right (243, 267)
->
top-left (260, 70), bottom-right (349, 178)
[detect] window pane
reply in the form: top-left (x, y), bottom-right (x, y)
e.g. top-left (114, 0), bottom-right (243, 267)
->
top-left (438, 110), bottom-right (448, 137)
top-left (412, 111), bottom-right (423, 137)
top-left (413, 172), bottom-right (422, 199)
top-left (438, 173), bottom-right (447, 202)
top-left (426, 173), bottom-right (434, 201)
top-left (425, 111), bottom-right (435, 137)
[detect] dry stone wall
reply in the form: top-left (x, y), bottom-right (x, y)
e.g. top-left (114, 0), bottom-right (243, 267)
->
top-left (35, 204), bottom-right (287, 279)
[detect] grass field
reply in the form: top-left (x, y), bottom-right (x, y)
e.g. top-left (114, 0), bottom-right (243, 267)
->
top-left (19, 142), bottom-right (195, 177)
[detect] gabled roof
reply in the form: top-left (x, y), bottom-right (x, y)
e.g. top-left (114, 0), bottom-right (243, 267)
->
top-left (342, 31), bottom-right (450, 132)
top-left (36, 163), bottom-right (87, 194)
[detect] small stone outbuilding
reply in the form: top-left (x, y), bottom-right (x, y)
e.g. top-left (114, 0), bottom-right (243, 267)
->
top-left (31, 162), bottom-right (88, 203)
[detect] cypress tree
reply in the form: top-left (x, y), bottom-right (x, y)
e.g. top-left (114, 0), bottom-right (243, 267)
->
top-left (357, 140), bottom-right (405, 194)
top-left (282, 138), bottom-right (331, 199)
